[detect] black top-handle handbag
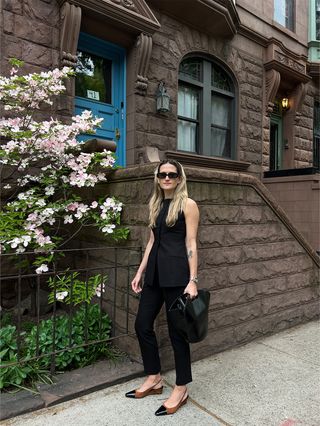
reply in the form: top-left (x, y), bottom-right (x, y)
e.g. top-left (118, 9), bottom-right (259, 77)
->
top-left (168, 289), bottom-right (210, 343)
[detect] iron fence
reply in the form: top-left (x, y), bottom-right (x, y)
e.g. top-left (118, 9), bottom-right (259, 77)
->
top-left (0, 246), bottom-right (142, 375)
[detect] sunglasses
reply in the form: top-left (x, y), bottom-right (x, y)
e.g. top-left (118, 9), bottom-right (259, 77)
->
top-left (157, 172), bottom-right (179, 179)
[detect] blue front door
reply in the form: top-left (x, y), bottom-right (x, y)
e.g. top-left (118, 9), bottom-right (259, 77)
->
top-left (75, 33), bottom-right (126, 166)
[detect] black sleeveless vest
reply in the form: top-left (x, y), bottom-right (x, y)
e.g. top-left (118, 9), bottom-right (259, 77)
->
top-left (144, 199), bottom-right (189, 288)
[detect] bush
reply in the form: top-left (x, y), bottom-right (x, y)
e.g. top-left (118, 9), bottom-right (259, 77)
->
top-left (0, 325), bottom-right (32, 389)
top-left (0, 304), bottom-right (113, 390)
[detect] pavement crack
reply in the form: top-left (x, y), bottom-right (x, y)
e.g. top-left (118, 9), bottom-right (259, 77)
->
top-left (163, 379), bottom-right (232, 426)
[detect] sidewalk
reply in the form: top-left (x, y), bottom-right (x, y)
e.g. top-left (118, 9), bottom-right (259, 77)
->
top-left (3, 320), bottom-right (320, 426)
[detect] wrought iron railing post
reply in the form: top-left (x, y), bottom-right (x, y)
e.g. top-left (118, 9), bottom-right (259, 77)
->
top-left (16, 264), bottom-right (22, 362)
top-left (51, 261), bottom-right (57, 375)
top-left (36, 274), bottom-right (40, 358)
top-left (112, 248), bottom-right (118, 337)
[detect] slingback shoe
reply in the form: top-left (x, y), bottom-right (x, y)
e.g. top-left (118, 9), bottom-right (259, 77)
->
top-left (155, 391), bottom-right (188, 416)
top-left (125, 380), bottom-right (163, 399)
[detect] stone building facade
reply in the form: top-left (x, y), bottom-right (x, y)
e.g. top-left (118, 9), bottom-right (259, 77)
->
top-left (1, 0), bottom-right (319, 363)
top-left (1, 0), bottom-right (319, 250)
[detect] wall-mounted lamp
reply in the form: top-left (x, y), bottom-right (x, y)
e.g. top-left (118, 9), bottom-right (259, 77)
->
top-left (281, 97), bottom-right (289, 111)
top-left (156, 81), bottom-right (170, 113)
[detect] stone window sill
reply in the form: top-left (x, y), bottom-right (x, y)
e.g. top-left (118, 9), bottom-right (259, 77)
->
top-left (271, 20), bottom-right (298, 41)
top-left (165, 150), bottom-right (250, 172)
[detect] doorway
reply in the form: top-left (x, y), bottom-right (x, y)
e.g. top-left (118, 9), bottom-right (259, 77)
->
top-left (75, 33), bottom-right (126, 166)
top-left (270, 114), bottom-right (283, 171)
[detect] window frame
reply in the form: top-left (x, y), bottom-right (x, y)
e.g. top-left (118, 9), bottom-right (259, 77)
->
top-left (178, 56), bottom-right (237, 160)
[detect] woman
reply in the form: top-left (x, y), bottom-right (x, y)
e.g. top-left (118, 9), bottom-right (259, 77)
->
top-left (125, 159), bottom-right (199, 416)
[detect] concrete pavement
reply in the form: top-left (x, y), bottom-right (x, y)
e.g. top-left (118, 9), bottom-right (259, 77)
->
top-left (3, 320), bottom-right (320, 426)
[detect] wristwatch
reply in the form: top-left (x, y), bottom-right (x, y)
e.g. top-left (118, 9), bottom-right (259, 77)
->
top-left (190, 276), bottom-right (198, 284)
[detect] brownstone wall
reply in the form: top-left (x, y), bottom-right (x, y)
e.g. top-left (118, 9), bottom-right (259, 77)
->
top-left (294, 81), bottom-right (318, 168)
top-left (134, 12), bottom-right (264, 177)
top-left (78, 164), bottom-right (319, 368)
top-left (263, 174), bottom-right (320, 253)
top-left (1, 0), bottom-right (60, 75)
top-left (0, 0), bottom-right (69, 121)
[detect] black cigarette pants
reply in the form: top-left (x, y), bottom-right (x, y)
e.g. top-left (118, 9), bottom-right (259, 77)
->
top-left (134, 282), bottom-right (192, 386)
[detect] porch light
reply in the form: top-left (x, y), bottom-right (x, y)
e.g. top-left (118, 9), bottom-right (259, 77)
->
top-left (281, 97), bottom-right (289, 110)
top-left (156, 81), bottom-right (170, 113)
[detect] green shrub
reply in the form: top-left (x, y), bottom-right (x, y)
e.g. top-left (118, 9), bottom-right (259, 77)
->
top-left (0, 325), bottom-right (32, 389)
top-left (25, 304), bottom-right (111, 370)
top-left (0, 304), bottom-right (113, 390)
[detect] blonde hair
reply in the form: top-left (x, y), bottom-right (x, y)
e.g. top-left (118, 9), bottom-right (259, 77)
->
top-left (149, 160), bottom-right (188, 228)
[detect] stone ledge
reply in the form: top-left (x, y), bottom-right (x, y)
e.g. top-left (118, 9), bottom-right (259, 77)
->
top-left (0, 358), bottom-right (144, 421)
top-left (0, 392), bottom-right (45, 422)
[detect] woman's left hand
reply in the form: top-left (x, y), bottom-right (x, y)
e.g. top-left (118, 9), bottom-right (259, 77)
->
top-left (183, 281), bottom-right (198, 299)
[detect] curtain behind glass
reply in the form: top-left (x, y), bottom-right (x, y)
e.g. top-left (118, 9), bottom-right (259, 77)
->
top-left (178, 86), bottom-right (199, 152)
top-left (210, 96), bottom-right (230, 157)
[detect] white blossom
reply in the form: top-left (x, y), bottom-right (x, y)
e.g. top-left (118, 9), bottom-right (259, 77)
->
top-left (64, 215), bottom-right (73, 224)
top-left (102, 224), bottom-right (116, 234)
top-left (95, 283), bottom-right (105, 297)
top-left (45, 186), bottom-right (55, 196)
top-left (56, 291), bottom-right (68, 300)
top-left (35, 264), bottom-right (49, 274)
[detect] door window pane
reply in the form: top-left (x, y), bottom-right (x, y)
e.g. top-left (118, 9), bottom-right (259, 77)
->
top-left (270, 122), bottom-right (278, 170)
top-left (75, 51), bottom-right (112, 104)
top-left (270, 116), bottom-right (283, 171)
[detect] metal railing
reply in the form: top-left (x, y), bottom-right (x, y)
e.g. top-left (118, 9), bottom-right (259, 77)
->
top-left (0, 246), bottom-right (142, 374)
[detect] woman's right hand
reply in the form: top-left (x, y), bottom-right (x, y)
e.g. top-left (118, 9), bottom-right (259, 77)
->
top-left (131, 272), bottom-right (142, 294)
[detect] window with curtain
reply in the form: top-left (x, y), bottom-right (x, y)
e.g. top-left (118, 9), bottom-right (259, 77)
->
top-left (274, 0), bottom-right (295, 31)
top-left (177, 57), bottom-right (235, 159)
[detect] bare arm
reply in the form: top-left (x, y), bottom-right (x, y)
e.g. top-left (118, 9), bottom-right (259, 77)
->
top-left (183, 198), bottom-right (199, 298)
top-left (131, 229), bottom-right (154, 293)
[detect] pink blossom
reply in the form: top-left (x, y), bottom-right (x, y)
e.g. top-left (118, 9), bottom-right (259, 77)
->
top-left (66, 202), bottom-right (79, 212)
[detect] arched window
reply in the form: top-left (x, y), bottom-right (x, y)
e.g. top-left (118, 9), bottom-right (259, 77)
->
top-left (178, 57), bottom-right (236, 159)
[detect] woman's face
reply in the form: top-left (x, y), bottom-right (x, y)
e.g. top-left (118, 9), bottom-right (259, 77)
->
top-left (157, 163), bottom-right (181, 193)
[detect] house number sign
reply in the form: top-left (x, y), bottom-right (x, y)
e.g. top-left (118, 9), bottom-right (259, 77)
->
top-left (87, 90), bottom-right (100, 101)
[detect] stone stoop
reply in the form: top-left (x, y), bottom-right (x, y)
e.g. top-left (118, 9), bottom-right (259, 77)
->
top-left (78, 164), bottom-right (319, 369)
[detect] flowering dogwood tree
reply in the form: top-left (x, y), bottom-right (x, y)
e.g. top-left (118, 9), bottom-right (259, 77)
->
top-left (0, 59), bottom-right (128, 278)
